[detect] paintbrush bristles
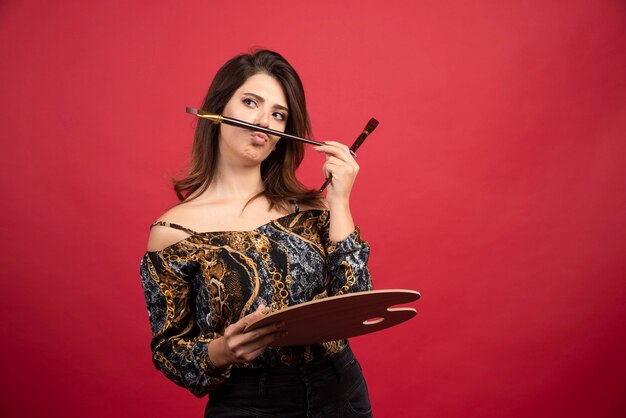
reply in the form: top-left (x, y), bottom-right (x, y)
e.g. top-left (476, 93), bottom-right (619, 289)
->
top-left (185, 107), bottom-right (372, 155)
top-left (186, 108), bottom-right (223, 124)
top-left (185, 106), bottom-right (324, 146)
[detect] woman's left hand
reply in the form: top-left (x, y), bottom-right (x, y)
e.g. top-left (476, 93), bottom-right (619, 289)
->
top-left (314, 141), bottom-right (359, 206)
top-left (314, 141), bottom-right (359, 242)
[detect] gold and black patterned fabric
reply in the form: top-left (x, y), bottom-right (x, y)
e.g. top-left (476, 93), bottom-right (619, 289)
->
top-left (139, 209), bottom-right (372, 397)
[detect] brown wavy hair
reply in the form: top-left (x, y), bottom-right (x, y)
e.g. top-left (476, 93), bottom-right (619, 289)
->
top-left (173, 50), bottom-right (324, 212)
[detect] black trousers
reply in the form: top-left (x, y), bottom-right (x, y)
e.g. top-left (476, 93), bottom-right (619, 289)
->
top-left (205, 346), bottom-right (373, 418)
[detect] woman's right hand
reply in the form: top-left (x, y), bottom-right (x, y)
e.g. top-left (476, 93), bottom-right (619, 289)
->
top-left (208, 304), bottom-right (286, 368)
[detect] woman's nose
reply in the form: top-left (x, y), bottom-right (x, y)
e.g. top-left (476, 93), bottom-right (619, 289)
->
top-left (254, 109), bottom-right (271, 128)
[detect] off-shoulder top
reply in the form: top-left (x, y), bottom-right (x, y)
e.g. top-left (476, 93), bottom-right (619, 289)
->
top-left (139, 208), bottom-right (372, 397)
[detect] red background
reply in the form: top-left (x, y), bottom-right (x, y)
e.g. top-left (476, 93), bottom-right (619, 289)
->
top-left (2, 1), bottom-right (625, 417)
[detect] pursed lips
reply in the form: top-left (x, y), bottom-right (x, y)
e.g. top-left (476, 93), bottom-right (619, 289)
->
top-left (251, 132), bottom-right (269, 144)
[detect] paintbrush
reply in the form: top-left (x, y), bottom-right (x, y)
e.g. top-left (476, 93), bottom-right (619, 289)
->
top-left (186, 107), bottom-right (327, 147)
top-left (319, 118), bottom-right (379, 192)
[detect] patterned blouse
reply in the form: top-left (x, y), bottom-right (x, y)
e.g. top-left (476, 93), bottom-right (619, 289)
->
top-left (139, 208), bottom-right (372, 397)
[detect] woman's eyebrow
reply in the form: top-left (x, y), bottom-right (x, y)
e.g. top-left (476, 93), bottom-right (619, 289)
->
top-left (243, 92), bottom-right (289, 113)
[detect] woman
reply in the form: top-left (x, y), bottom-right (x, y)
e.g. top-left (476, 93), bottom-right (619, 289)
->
top-left (140, 50), bottom-right (373, 417)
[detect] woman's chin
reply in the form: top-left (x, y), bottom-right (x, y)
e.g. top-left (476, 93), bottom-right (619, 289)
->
top-left (240, 148), bottom-right (271, 164)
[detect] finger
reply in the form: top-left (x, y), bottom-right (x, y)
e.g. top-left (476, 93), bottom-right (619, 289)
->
top-left (240, 319), bottom-right (287, 344)
top-left (248, 303), bottom-right (270, 319)
top-left (314, 143), bottom-right (353, 162)
top-left (255, 320), bottom-right (287, 338)
top-left (229, 326), bottom-right (288, 363)
top-left (322, 165), bottom-right (331, 180)
top-left (322, 140), bottom-right (351, 151)
top-left (225, 319), bottom-right (285, 355)
top-left (231, 304), bottom-right (270, 334)
top-left (324, 156), bottom-right (349, 167)
top-left (244, 324), bottom-right (287, 347)
top-left (319, 152), bottom-right (358, 178)
top-left (238, 330), bottom-right (288, 358)
top-left (324, 162), bottom-right (358, 178)
top-left (315, 143), bottom-right (352, 159)
top-left (245, 305), bottom-right (271, 328)
top-left (235, 343), bottom-right (278, 363)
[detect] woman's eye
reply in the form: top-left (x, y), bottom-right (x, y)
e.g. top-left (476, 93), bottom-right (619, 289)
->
top-left (242, 98), bottom-right (257, 107)
top-left (273, 112), bottom-right (286, 121)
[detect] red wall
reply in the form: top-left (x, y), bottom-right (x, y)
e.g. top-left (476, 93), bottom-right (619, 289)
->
top-left (2, 1), bottom-right (625, 417)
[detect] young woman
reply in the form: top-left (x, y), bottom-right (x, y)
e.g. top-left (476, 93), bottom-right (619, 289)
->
top-left (140, 49), bottom-right (373, 417)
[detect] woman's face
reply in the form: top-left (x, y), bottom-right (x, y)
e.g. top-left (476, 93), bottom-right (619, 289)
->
top-left (218, 73), bottom-right (289, 166)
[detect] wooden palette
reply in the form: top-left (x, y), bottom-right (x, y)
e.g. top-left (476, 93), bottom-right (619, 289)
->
top-left (244, 289), bottom-right (420, 347)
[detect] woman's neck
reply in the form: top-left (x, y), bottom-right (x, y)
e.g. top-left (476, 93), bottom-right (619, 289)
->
top-left (205, 159), bottom-right (264, 201)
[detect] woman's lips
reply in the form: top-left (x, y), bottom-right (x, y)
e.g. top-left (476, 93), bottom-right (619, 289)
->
top-left (251, 132), bottom-right (269, 145)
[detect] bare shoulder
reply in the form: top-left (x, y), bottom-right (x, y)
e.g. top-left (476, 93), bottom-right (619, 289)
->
top-left (146, 204), bottom-right (198, 252)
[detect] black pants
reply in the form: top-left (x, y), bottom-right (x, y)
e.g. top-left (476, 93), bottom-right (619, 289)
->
top-left (205, 346), bottom-right (372, 418)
